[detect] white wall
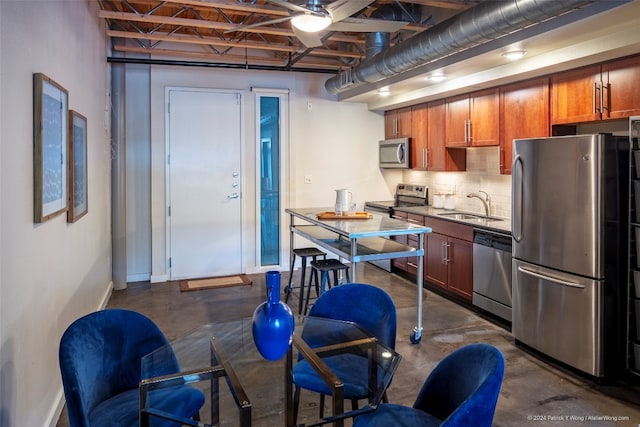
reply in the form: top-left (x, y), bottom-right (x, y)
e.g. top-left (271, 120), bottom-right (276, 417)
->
top-left (0, 2), bottom-right (112, 426)
top-left (147, 66), bottom-right (393, 279)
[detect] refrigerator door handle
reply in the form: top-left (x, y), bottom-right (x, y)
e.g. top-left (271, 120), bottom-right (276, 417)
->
top-left (512, 154), bottom-right (523, 242)
top-left (517, 266), bottom-right (585, 289)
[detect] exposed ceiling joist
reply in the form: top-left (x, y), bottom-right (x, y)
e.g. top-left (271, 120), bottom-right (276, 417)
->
top-left (98, 0), bottom-right (461, 72)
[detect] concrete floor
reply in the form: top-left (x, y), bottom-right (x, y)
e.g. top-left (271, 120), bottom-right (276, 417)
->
top-left (57, 263), bottom-right (640, 426)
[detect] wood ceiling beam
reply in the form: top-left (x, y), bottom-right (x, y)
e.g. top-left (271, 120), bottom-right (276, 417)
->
top-left (107, 29), bottom-right (364, 58)
top-left (98, 10), bottom-right (365, 44)
top-left (124, 0), bottom-right (291, 17)
top-left (375, 0), bottom-right (473, 10)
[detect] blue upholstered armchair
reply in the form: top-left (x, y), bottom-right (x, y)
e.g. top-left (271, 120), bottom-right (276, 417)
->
top-left (353, 343), bottom-right (505, 427)
top-left (292, 283), bottom-right (397, 421)
top-left (59, 308), bottom-right (205, 427)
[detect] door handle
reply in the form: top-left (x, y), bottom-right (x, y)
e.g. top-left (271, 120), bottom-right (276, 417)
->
top-left (512, 155), bottom-right (523, 243)
top-left (517, 266), bottom-right (585, 289)
top-left (227, 193), bottom-right (239, 199)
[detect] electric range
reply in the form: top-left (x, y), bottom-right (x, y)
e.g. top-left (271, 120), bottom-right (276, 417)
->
top-left (363, 184), bottom-right (428, 272)
top-left (364, 184), bottom-right (429, 216)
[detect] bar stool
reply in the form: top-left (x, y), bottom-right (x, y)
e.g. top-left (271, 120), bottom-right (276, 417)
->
top-left (285, 247), bottom-right (327, 314)
top-left (304, 259), bottom-right (351, 315)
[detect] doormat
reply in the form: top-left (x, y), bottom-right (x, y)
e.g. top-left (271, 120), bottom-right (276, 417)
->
top-left (179, 274), bottom-right (252, 292)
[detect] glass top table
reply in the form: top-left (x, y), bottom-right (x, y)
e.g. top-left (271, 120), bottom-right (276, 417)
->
top-left (140, 316), bottom-right (401, 427)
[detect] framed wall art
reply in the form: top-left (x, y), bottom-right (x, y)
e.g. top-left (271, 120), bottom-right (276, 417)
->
top-left (67, 110), bottom-right (88, 222)
top-left (33, 73), bottom-right (68, 223)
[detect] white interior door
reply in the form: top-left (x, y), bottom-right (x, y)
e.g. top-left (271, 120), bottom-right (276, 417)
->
top-left (167, 89), bottom-right (242, 280)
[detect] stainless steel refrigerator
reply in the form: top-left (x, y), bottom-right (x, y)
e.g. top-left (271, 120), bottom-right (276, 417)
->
top-left (512, 133), bottom-right (629, 379)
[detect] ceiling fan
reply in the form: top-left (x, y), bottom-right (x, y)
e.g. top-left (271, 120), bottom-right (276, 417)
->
top-left (227, 0), bottom-right (409, 48)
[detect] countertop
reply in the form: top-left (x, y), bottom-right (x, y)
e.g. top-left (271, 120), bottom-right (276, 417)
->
top-left (285, 207), bottom-right (432, 238)
top-left (392, 205), bottom-right (511, 235)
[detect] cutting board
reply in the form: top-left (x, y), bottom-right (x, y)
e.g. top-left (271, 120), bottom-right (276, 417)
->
top-left (316, 211), bottom-right (373, 220)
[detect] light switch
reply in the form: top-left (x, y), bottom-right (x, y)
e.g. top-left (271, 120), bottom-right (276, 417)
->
top-left (304, 174), bottom-right (312, 184)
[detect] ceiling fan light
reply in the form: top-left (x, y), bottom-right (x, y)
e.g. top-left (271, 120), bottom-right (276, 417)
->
top-left (291, 14), bottom-right (332, 33)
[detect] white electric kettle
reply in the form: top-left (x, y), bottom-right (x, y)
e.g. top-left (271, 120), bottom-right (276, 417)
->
top-left (335, 189), bottom-right (352, 215)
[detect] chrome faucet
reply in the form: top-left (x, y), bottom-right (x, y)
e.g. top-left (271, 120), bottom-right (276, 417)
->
top-left (466, 190), bottom-right (491, 217)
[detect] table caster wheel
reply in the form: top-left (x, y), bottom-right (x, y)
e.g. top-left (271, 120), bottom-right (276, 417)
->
top-left (410, 330), bottom-right (422, 344)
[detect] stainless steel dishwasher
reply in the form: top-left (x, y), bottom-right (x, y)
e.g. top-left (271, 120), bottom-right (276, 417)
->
top-left (472, 229), bottom-right (512, 322)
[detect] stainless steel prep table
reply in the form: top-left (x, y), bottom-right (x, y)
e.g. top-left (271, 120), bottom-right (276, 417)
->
top-left (286, 207), bottom-right (432, 343)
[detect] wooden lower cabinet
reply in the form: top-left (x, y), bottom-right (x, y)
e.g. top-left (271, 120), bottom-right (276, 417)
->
top-left (446, 237), bottom-right (473, 300)
top-left (425, 233), bottom-right (473, 300)
top-left (392, 211), bottom-right (474, 302)
top-left (425, 232), bottom-right (447, 288)
top-left (391, 210), bottom-right (409, 271)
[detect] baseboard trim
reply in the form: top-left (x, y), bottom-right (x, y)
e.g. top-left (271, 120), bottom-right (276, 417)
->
top-left (49, 279), bottom-right (113, 427)
top-left (150, 274), bottom-right (168, 283)
top-left (127, 273), bottom-right (151, 283)
top-left (100, 281), bottom-right (113, 309)
top-left (46, 388), bottom-right (66, 427)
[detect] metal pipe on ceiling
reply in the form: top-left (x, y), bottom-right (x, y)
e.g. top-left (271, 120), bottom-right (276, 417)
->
top-left (325, 0), bottom-right (596, 95)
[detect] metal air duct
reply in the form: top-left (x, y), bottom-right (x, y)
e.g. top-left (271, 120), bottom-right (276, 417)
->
top-left (325, 0), bottom-right (595, 95)
top-left (365, 3), bottom-right (420, 59)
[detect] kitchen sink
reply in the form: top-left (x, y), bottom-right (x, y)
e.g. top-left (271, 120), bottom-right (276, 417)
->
top-left (437, 212), bottom-right (505, 222)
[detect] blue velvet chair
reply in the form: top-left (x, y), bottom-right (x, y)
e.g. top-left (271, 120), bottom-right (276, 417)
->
top-left (292, 283), bottom-right (397, 421)
top-left (352, 343), bottom-right (505, 427)
top-left (59, 308), bottom-right (205, 427)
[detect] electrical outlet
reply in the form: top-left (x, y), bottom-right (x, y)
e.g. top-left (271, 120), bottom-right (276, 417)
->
top-left (304, 174), bottom-right (312, 184)
top-left (307, 101), bottom-right (312, 111)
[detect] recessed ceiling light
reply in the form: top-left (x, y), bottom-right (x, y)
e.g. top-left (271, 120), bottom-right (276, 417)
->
top-left (378, 87), bottom-right (390, 97)
top-left (428, 74), bottom-right (447, 82)
top-left (291, 14), bottom-right (332, 32)
top-left (502, 50), bottom-right (527, 60)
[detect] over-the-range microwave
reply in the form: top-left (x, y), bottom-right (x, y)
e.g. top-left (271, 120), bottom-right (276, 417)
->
top-left (379, 137), bottom-right (411, 169)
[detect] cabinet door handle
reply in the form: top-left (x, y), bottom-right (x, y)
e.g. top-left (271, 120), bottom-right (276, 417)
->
top-left (593, 81), bottom-right (599, 115)
top-left (442, 242), bottom-right (451, 264)
top-left (423, 148), bottom-right (428, 169)
top-left (602, 81), bottom-right (610, 114)
top-left (467, 120), bottom-right (472, 143)
top-left (463, 119), bottom-right (467, 143)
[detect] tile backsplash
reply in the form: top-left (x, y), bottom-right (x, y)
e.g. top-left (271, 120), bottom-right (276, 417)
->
top-left (403, 146), bottom-right (512, 219)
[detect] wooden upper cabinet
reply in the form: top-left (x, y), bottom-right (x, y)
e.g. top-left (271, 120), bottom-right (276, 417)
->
top-left (551, 55), bottom-right (640, 123)
top-left (411, 103), bottom-right (428, 170)
top-left (470, 88), bottom-right (500, 146)
top-left (603, 55), bottom-right (640, 119)
top-left (500, 77), bottom-right (550, 175)
top-left (445, 88), bottom-right (499, 147)
top-left (444, 94), bottom-right (469, 147)
top-left (428, 100), bottom-right (466, 171)
top-left (385, 106), bottom-right (412, 139)
top-left (412, 101), bottom-right (466, 171)
top-left (551, 65), bottom-right (602, 124)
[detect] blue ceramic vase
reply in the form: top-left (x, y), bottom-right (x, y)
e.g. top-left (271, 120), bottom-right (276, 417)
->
top-left (252, 271), bottom-right (295, 361)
